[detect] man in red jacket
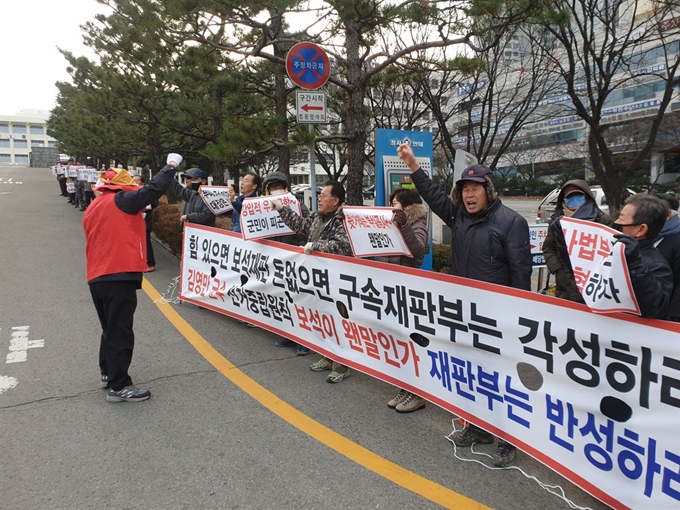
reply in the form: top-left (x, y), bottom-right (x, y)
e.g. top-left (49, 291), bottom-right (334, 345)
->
top-left (83, 154), bottom-right (182, 403)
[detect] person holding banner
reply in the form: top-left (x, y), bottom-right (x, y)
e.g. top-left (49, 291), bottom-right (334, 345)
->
top-left (229, 172), bottom-right (261, 234)
top-left (270, 181), bottom-right (354, 383)
top-left (263, 171), bottom-right (311, 355)
top-left (398, 142), bottom-right (531, 467)
top-left (543, 180), bottom-right (613, 304)
top-left (83, 154), bottom-right (183, 403)
top-left (384, 187), bottom-right (429, 413)
top-left (613, 194), bottom-right (672, 319)
top-left (654, 193), bottom-right (680, 321)
top-left (56, 160), bottom-right (68, 197)
top-left (169, 168), bottom-right (215, 227)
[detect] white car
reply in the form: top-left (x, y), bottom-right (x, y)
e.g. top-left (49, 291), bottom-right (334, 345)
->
top-left (536, 185), bottom-right (636, 223)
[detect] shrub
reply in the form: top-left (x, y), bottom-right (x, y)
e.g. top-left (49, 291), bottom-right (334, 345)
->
top-left (152, 200), bottom-right (183, 255)
top-left (432, 243), bottom-right (451, 273)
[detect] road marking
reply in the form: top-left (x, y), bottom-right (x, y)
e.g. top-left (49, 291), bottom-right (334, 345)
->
top-left (0, 375), bottom-right (19, 394)
top-left (143, 279), bottom-right (490, 510)
top-left (6, 326), bottom-right (44, 363)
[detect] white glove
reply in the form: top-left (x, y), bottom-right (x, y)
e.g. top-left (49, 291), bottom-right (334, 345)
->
top-left (270, 199), bottom-right (284, 212)
top-left (166, 153), bottom-right (183, 167)
top-left (304, 242), bottom-right (314, 255)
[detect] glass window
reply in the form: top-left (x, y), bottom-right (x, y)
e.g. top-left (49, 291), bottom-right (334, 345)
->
top-left (15, 154), bottom-right (29, 164)
top-left (30, 125), bottom-right (44, 135)
top-left (12, 124), bottom-right (27, 135)
top-left (0, 139), bottom-right (9, 148)
top-left (13, 139), bottom-right (28, 149)
top-left (48, 141), bottom-right (57, 147)
top-left (31, 140), bottom-right (44, 147)
top-left (0, 124), bottom-right (8, 133)
top-left (0, 154), bottom-right (11, 163)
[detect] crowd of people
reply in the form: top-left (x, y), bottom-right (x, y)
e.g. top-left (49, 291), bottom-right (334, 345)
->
top-left (71, 148), bottom-right (679, 469)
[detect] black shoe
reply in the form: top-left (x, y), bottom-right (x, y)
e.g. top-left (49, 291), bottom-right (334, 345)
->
top-left (107, 385), bottom-right (151, 402)
top-left (493, 443), bottom-right (517, 467)
top-left (100, 374), bottom-right (109, 388)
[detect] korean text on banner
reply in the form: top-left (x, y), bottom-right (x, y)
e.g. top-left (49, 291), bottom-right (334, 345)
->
top-left (342, 206), bottom-right (412, 258)
top-left (199, 186), bottom-right (234, 215)
top-left (179, 224), bottom-right (680, 510)
top-left (240, 193), bottom-right (302, 241)
top-left (561, 216), bottom-right (640, 314)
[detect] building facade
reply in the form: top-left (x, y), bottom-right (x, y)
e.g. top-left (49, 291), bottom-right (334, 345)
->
top-left (0, 110), bottom-right (58, 166)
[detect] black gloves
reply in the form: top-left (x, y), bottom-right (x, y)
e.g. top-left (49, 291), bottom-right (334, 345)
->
top-left (613, 234), bottom-right (641, 262)
top-left (392, 209), bottom-right (407, 228)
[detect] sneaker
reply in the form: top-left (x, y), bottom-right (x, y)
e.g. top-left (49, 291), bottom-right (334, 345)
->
top-left (388, 389), bottom-right (409, 409)
top-left (296, 346), bottom-right (310, 356)
top-left (310, 357), bottom-right (332, 372)
top-left (106, 385), bottom-right (151, 403)
top-left (395, 393), bottom-right (426, 413)
top-left (493, 443), bottom-right (517, 467)
top-left (100, 374), bottom-right (109, 388)
top-left (275, 338), bottom-right (295, 347)
top-left (451, 426), bottom-right (494, 447)
top-left (326, 370), bottom-right (350, 383)
top-left (145, 266), bottom-right (155, 272)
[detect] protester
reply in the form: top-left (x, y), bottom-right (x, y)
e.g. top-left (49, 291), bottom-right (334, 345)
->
top-left (169, 168), bottom-right (216, 227)
top-left (83, 153), bottom-right (182, 403)
top-left (66, 158), bottom-right (76, 204)
top-left (543, 180), bottom-right (613, 303)
top-left (654, 193), bottom-right (680, 321)
top-left (384, 187), bottom-right (429, 412)
top-left (229, 172), bottom-right (260, 233)
top-left (56, 160), bottom-right (68, 197)
top-left (133, 174), bottom-right (158, 272)
top-left (398, 142), bottom-right (531, 467)
top-left (613, 194), bottom-right (673, 319)
top-left (263, 171), bottom-right (311, 354)
top-left (270, 181), bottom-right (354, 383)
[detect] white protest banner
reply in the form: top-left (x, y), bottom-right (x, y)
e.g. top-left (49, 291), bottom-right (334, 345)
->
top-left (87, 169), bottom-right (99, 183)
top-left (199, 186), bottom-right (234, 215)
top-left (76, 168), bottom-right (91, 181)
top-left (180, 224), bottom-right (680, 510)
top-left (239, 193), bottom-right (302, 241)
top-left (342, 206), bottom-right (412, 258)
top-left (561, 216), bottom-right (640, 315)
top-left (66, 182), bottom-right (76, 193)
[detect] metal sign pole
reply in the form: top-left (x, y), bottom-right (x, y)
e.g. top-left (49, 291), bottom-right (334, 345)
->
top-left (309, 123), bottom-right (317, 211)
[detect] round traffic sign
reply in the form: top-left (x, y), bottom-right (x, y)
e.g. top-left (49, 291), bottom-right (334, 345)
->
top-left (285, 42), bottom-right (331, 90)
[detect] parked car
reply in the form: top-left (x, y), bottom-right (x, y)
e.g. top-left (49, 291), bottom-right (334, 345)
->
top-left (363, 184), bottom-right (375, 200)
top-left (536, 185), bottom-right (636, 223)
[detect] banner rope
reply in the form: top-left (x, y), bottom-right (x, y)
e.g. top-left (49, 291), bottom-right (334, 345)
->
top-left (445, 419), bottom-right (595, 510)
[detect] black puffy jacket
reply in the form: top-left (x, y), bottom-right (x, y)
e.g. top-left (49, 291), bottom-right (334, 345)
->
top-left (169, 179), bottom-right (216, 227)
top-left (411, 169), bottom-right (532, 290)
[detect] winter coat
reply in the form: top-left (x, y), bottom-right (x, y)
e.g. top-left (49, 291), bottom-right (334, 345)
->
top-left (655, 214), bottom-right (680, 320)
top-left (278, 205), bottom-right (353, 257)
top-left (230, 191), bottom-right (258, 233)
top-left (627, 239), bottom-right (673, 320)
top-left (411, 169), bottom-right (532, 290)
top-left (383, 203), bottom-right (428, 268)
top-left (543, 179), bottom-right (613, 303)
top-left (168, 179), bottom-right (216, 227)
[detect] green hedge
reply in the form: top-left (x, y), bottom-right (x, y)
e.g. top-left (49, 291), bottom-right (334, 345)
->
top-left (432, 244), bottom-right (451, 273)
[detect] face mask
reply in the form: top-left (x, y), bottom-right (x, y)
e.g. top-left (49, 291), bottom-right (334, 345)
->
top-left (612, 223), bottom-right (624, 232)
top-left (270, 189), bottom-right (285, 196)
top-left (564, 193), bottom-right (586, 209)
top-left (190, 182), bottom-right (201, 191)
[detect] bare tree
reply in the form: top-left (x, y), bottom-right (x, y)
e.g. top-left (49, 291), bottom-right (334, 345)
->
top-left (530, 0), bottom-right (680, 213)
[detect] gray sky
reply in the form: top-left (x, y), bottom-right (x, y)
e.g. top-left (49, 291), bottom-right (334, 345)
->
top-left (1, 0), bottom-right (111, 116)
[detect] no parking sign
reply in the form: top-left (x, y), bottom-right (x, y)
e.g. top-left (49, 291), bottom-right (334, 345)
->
top-left (285, 42), bottom-right (331, 90)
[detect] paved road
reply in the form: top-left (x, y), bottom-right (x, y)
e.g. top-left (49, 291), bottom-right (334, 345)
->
top-left (0, 166), bottom-right (607, 510)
